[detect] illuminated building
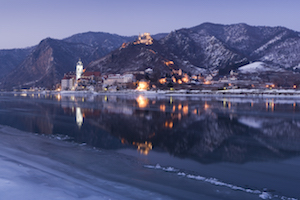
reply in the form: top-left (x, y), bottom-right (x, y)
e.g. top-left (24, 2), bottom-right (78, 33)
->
top-left (136, 80), bottom-right (149, 91)
top-left (61, 75), bottom-right (75, 90)
top-left (76, 59), bottom-right (83, 81)
top-left (103, 74), bottom-right (134, 85)
top-left (134, 33), bottom-right (153, 45)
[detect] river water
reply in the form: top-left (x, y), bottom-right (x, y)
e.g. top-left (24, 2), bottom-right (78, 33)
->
top-left (0, 92), bottom-right (299, 199)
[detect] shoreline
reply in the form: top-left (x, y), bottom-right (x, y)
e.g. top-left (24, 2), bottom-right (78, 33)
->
top-left (5, 88), bottom-right (300, 99)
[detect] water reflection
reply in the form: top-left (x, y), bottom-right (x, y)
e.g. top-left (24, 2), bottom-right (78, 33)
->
top-left (136, 95), bottom-right (148, 108)
top-left (76, 107), bottom-right (83, 128)
top-left (1, 93), bottom-right (300, 164)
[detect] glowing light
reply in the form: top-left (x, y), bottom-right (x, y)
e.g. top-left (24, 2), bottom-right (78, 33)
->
top-left (159, 78), bottom-right (167, 84)
top-left (20, 93), bottom-right (27, 97)
top-left (182, 105), bottom-right (188, 115)
top-left (293, 85), bottom-right (297, 89)
top-left (133, 141), bottom-right (153, 155)
top-left (121, 43), bottom-right (128, 48)
top-left (178, 113), bottom-right (182, 120)
top-left (204, 102), bottom-right (210, 110)
top-left (56, 94), bottom-right (61, 101)
top-left (136, 81), bottom-right (149, 91)
top-left (136, 95), bottom-right (148, 108)
top-left (76, 107), bottom-right (84, 128)
top-left (193, 109), bottom-right (198, 114)
top-left (172, 77), bottom-right (176, 83)
top-left (172, 105), bottom-right (176, 112)
top-left (178, 104), bottom-right (182, 110)
top-left (164, 61), bottom-right (174, 67)
top-left (121, 138), bottom-right (127, 144)
top-left (223, 99), bottom-right (227, 107)
top-left (177, 79), bottom-right (183, 84)
top-left (134, 33), bottom-right (153, 45)
top-left (160, 104), bottom-right (166, 112)
top-left (204, 81), bottom-right (211, 85)
top-left (164, 121), bottom-right (173, 129)
top-left (182, 74), bottom-right (189, 83)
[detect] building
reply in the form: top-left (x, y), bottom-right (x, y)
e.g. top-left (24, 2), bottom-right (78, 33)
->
top-left (61, 74), bottom-right (75, 90)
top-left (103, 74), bottom-right (135, 85)
top-left (80, 71), bottom-right (101, 83)
top-left (76, 59), bottom-right (83, 81)
top-left (134, 33), bottom-right (153, 45)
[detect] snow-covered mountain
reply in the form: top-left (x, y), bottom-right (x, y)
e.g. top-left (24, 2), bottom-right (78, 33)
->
top-left (0, 33), bottom-right (138, 89)
top-left (1, 22), bottom-right (300, 89)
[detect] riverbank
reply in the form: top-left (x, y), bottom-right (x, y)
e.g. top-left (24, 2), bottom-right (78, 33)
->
top-left (0, 125), bottom-right (264, 200)
top-left (9, 88), bottom-right (300, 98)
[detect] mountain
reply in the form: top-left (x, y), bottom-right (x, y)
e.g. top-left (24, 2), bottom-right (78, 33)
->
top-left (86, 38), bottom-right (172, 78)
top-left (0, 47), bottom-right (34, 79)
top-left (0, 33), bottom-right (138, 89)
top-left (87, 23), bottom-right (300, 81)
top-left (1, 23), bottom-right (300, 90)
top-left (160, 23), bottom-right (300, 74)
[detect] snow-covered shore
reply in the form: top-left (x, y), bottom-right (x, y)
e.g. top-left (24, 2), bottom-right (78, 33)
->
top-left (0, 125), bottom-right (173, 200)
top-left (27, 88), bottom-right (300, 98)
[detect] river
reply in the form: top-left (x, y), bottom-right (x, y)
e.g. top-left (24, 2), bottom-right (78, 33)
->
top-left (0, 92), bottom-right (299, 199)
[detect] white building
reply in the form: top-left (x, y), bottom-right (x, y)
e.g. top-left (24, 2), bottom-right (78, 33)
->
top-left (61, 76), bottom-right (75, 90)
top-left (103, 74), bottom-right (135, 85)
top-left (76, 59), bottom-right (83, 81)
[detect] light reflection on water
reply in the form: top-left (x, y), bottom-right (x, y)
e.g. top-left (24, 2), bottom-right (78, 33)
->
top-left (1, 93), bottom-right (300, 163)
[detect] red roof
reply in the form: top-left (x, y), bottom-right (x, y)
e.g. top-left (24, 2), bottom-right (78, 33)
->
top-left (82, 71), bottom-right (101, 77)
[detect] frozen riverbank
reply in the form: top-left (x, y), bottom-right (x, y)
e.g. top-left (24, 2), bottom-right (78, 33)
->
top-left (0, 125), bottom-right (176, 200)
top-left (12, 88), bottom-right (300, 99)
top-left (0, 124), bottom-right (299, 200)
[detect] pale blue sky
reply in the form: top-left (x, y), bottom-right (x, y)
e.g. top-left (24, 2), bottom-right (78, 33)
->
top-left (1, 0), bottom-right (300, 49)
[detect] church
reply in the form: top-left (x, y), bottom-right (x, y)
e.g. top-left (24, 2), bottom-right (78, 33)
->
top-left (61, 59), bottom-right (101, 91)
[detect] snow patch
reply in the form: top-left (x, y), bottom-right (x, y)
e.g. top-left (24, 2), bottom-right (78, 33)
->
top-left (238, 62), bottom-right (268, 73)
top-left (238, 117), bottom-right (263, 128)
top-left (144, 164), bottom-right (298, 200)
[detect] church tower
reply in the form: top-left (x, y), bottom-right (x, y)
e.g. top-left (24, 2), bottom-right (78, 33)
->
top-left (76, 59), bottom-right (83, 81)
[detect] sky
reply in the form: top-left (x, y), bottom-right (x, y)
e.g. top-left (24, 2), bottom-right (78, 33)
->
top-left (1, 0), bottom-right (300, 49)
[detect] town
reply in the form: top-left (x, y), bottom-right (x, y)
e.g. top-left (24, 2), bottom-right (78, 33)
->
top-left (58, 33), bottom-right (299, 93)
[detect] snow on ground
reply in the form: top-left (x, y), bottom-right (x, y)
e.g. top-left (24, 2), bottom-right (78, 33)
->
top-left (0, 125), bottom-right (172, 200)
top-left (238, 62), bottom-right (270, 73)
top-left (238, 117), bottom-right (263, 129)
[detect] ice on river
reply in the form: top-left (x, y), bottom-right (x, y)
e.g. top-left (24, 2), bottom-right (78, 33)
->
top-left (0, 125), bottom-right (171, 200)
top-left (0, 125), bottom-right (298, 200)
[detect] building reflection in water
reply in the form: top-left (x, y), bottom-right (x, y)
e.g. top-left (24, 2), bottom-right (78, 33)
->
top-left (136, 95), bottom-right (148, 108)
top-left (76, 107), bottom-right (84, 128)
top-left (133, 141), bottom-right (153, 155)
top-left (42, 94), bottom-right (300, 163)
